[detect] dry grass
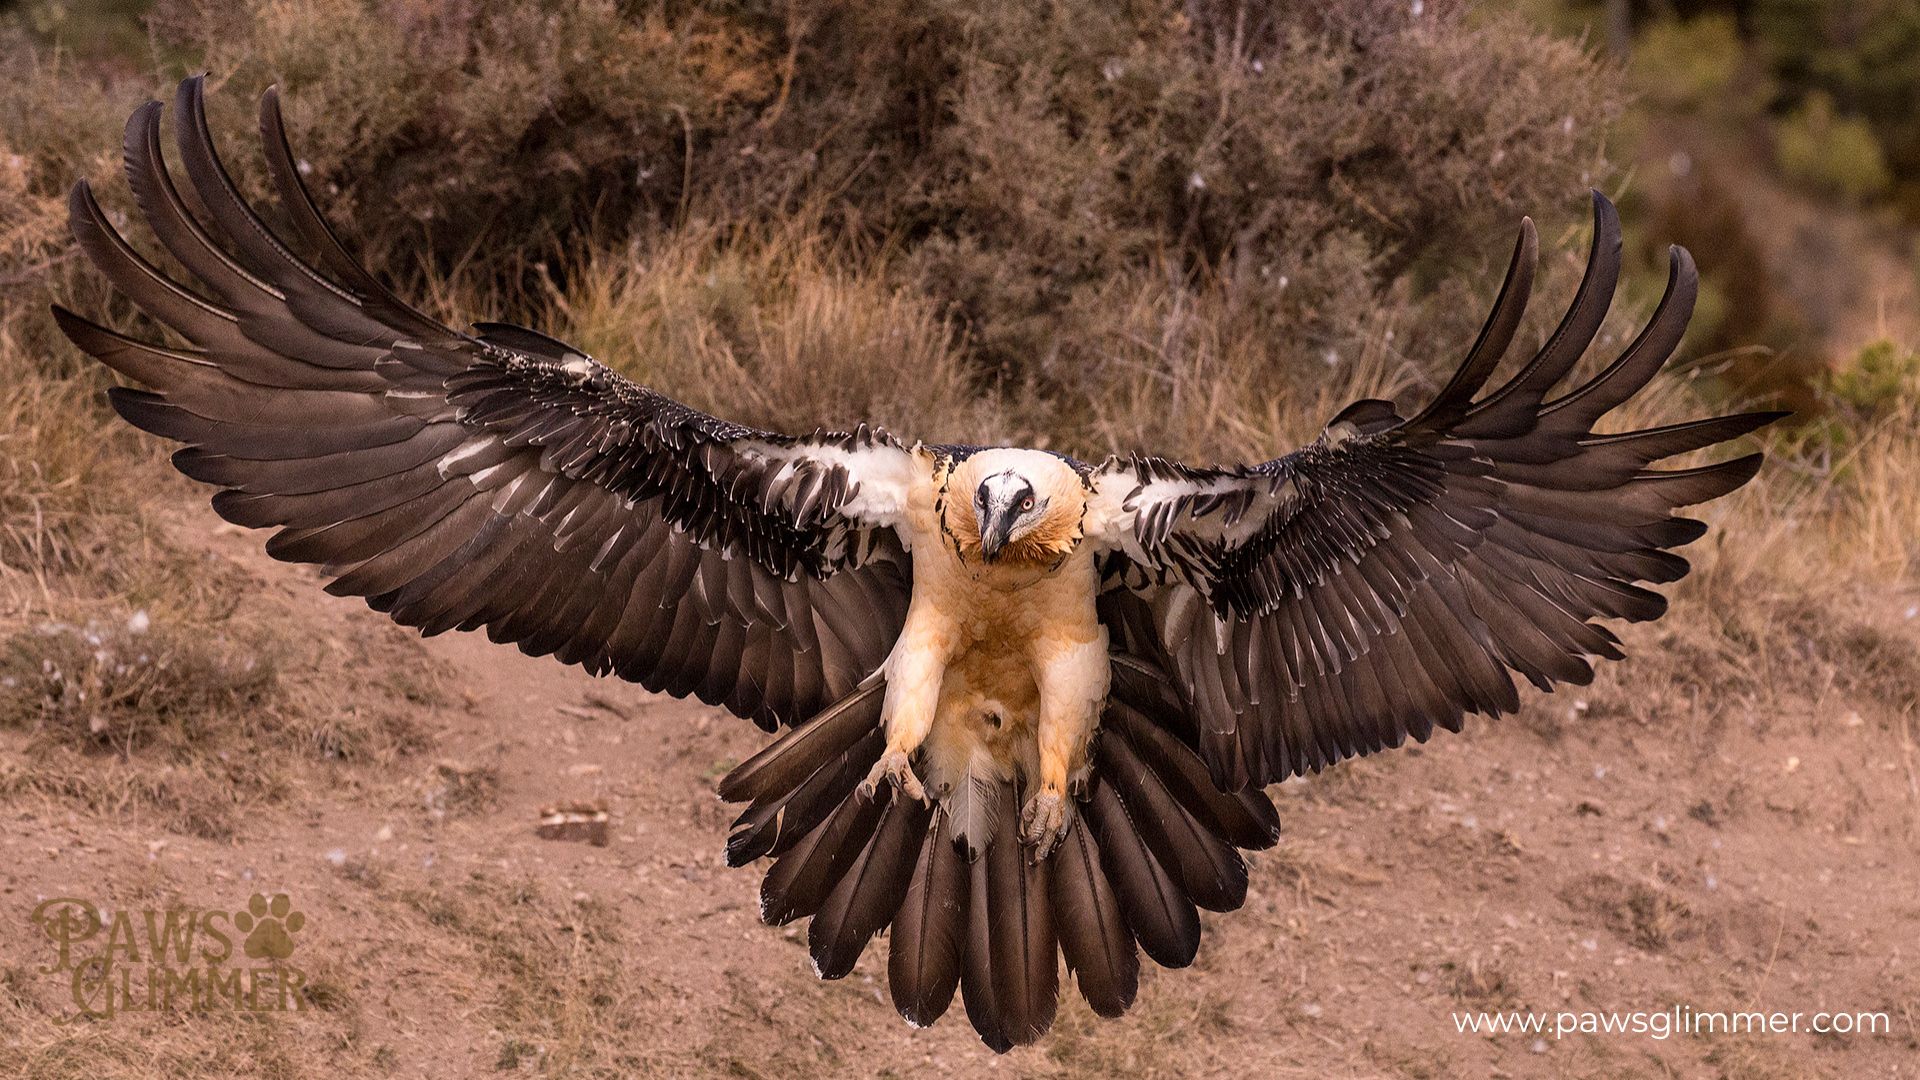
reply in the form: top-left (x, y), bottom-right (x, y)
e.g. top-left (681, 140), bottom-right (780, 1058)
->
top-left (421, 760), bottom-right (503, 821)
top-left (1, 613), bottom-right (281, 756)
top-left (0, 379), bottom-right (155, 584)
top-left (546, 220), bottom-right (1004, 445)
top-left (1560, 873), bottom-right (1693, 952)
top-left (0, 600), bottom-right (434, 839)
top-left (395, 874), bottom-right (631, 1075)
top-left (551, 216), bottom-right (1483, 462)
top-left (4, 1016), bottom-right (322, 1080)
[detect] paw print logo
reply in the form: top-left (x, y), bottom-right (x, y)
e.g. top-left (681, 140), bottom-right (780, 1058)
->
top-left (233, 893), bottom-right (305, 960)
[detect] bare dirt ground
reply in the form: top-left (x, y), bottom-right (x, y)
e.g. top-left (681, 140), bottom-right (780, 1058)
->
top-left (2, 506), bottom-right (1918, 1079)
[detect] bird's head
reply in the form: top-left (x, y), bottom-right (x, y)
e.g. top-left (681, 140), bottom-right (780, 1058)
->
top-left (941, 448), bottom-right (1085, 567)
top-left (974, 470), bottom-right (1046, 563)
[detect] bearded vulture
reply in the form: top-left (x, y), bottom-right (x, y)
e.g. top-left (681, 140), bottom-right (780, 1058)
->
top-left (59, 78), bottom-right (1777, 1051)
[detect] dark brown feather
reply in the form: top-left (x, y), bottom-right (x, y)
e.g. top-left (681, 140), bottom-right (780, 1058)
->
top-left (962, 841), bottom-right (1012, 1054)
top-left (889, 809), bottom-right (969, 1028)
top-left (1103, 699), bottom-right (1280, 850)
top-left (1050, 816), bottom-right (1138, 1018)
top-left (727, 728), bottom-right (883, 867)
top-left (1095, 730), bottom-right (1248, 912)
top-left (759, 788), bottom-right (886, 926)
top-left (960, 781), bottom-right (1059, 1053)
top-left (809, 794), bottom-right (932, 979)
top-left (719, 681), bottom-right (884, 804)
top-left (1409, 215), bottom-right (1537, 427)
top-left (1085, 778), bottom-right (1200, 969)
top-left (1455, 190), bottom-right (1623, 437)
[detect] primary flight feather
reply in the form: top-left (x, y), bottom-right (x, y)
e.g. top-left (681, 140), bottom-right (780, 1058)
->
top-left (59, 77), bottom-right (1778, 1052)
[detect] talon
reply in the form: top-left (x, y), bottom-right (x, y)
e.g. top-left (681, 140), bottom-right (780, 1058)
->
top-left (860, 749), bottom-right (928, 804)
top-left (1019, 789), bottom-right (1071, 860)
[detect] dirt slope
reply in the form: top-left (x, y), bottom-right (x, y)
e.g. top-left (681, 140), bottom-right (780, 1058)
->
top-left (2, 510), bottom-right (1917, 1079)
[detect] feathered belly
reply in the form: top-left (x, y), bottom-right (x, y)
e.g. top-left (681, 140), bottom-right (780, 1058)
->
top-left (918, 641), bottom-right (1044, 798)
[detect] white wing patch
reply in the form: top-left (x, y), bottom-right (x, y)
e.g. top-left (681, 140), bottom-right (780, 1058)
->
top-left (747, 439), bottom-right (918, 530)
top-left (1084, 466), bottom-right (1292, 556)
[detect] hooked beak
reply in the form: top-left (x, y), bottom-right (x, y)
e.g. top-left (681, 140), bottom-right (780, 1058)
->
top-left (975, 470), bottom-right (1034, 563)
top-left (979, 508), bottom-right (1015, 562)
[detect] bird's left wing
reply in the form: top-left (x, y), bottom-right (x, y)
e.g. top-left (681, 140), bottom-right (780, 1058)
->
top-left (57, 78), bottom-right (919, 731)
top-left (1086, 194), bottom-right (1781, 790)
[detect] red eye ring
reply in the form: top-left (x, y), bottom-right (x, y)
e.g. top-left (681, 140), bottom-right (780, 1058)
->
top-left (1020, 497), bottom-right (1034, 511)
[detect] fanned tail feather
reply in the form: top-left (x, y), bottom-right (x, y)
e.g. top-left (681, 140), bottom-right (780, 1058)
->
top-left (889, 808), bottom-right (969, 1027)
top-left (810, 794), bottom-right (932, 978)
top-left (1051, 810), bottom-right (1139, 1018)
top-left (719, 680), bottom-right (883, 804)
top-left (723, 654), bottom-right (1277, 1053)
top-left (961, 779), bottom-right (1058, 1052)
top-left (726, 726), bottom-right (883, 867)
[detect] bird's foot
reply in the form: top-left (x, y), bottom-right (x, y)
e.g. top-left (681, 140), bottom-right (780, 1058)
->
top-left (859, 748), bottom-right (928, 804)
top-left (1019, 788), bottom-right (1072, 861)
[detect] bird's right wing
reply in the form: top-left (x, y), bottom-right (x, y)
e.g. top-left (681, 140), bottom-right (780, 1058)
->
top-left (58, 77), bottom-right (921, 731)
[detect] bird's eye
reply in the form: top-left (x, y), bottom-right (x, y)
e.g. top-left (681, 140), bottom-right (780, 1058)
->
top-left (1020, 497), bottom-right (1034, 512)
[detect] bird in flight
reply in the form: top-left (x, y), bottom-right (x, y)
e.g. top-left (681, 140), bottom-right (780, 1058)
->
top-left (60, 78), bottom-right (1776, 1052)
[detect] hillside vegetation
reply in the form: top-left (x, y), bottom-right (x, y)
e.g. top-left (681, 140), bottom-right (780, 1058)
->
top-left (1, 2), bottom-right (1915, 1077)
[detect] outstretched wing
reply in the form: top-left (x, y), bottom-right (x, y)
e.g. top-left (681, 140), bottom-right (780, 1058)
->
top-left (57, 77), bottom-right (920, 731)
top-left (1087, 193), bottom-right (1781, 790)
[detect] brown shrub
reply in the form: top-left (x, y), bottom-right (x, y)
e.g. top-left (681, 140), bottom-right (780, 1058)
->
top-left (4, 0), bottom-right (1622, 397)
top-left (0, 611), bottom-right (280, 755)
top-left (550, 220), bottom-right (1005, 443)
top-left (424, 759), bottom-right (502, 820)
top-left (1560, 872), bottom-right (1692, 952)
top-left (0, 600), bottom-right (433, 835)
top-left (908, 0), bottom-right (1622, 384)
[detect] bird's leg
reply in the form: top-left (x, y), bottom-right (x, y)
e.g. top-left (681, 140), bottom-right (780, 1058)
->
top-left (1022, 631), bottom-right (1108, 859)
top-left (863, 634), bottom-right (945, 804)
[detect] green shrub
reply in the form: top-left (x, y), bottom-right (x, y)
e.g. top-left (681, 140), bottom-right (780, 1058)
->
top-left (1749, 0), bottom-right (1920, 216)
top-left (1773, 91), bottom-right (1892, 203)
top-left (1828, 337), bottom-right (1920, 416)
top-left (1629, 15), bottom-right (1761, 117)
